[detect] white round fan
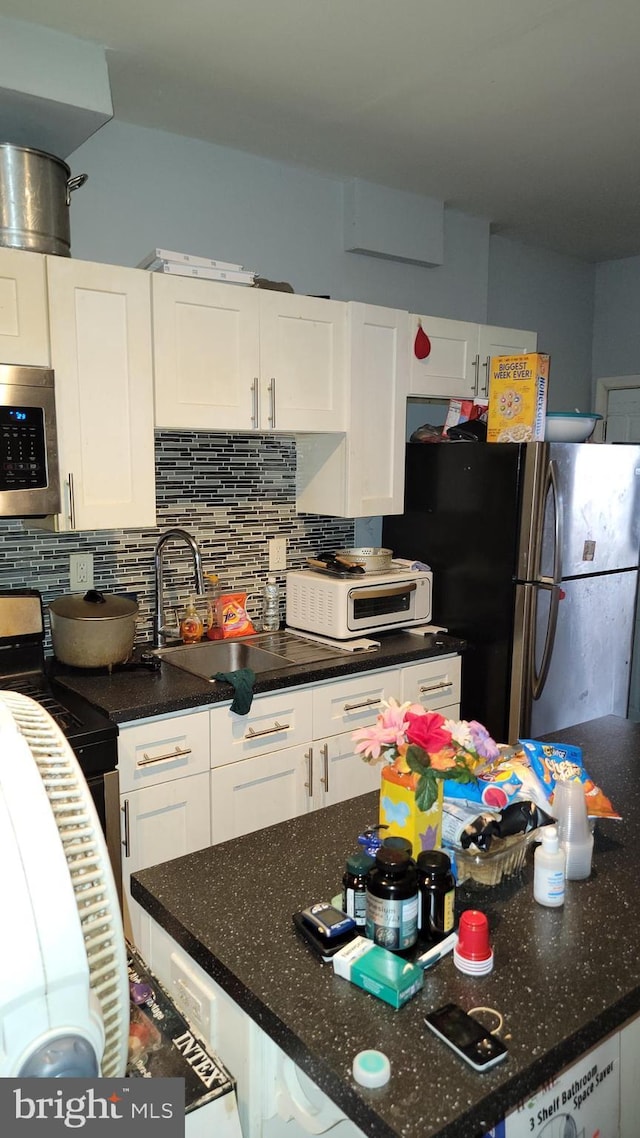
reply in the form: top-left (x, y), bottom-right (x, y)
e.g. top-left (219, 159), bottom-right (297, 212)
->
top-left (0, 690), bottom-right (129, 1078)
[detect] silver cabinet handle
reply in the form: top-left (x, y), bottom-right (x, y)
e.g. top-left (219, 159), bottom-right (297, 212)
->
top-left (320, 743), bottom-right (329, 791)
top-left (138, 744), bottom-right (192, 766)
top-left (343, 697), bottom-right (382, 712)
top-left (121, 799), bottom-right (130, 858)
top-left (305, 747), bottom-right (313, 798)
top-left (481, 354), bottom-right (490, 397)
top-left (251, 377), bottom-right (259, 428)
top-left (68, 472), bottom-right (76, 529)
top-left (268, 376), bottom-right (276, 428)
top-left (419, 680), bottom-right (454, 694)
top-left (472, 353), bottom-right (480, 396)
top-left (244, 720), bottom-right (290, 739)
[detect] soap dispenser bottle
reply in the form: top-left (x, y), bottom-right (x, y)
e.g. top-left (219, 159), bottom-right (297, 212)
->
top-left (533, 825), bottom-right (565, 908)
top-left (180, 596), bottom-right (204, 644)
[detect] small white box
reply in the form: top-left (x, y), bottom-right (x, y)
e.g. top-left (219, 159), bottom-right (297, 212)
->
top-left (138, 248), bottom-right (244, 271)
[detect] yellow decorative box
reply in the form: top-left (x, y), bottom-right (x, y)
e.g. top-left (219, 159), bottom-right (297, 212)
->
top-left (379, 767), bottom-right (443, 858)
top-left (487, 352), bottom-right (549, 443)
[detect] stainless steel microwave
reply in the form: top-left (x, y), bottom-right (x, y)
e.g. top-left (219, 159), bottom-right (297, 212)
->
top-left (0, 365), bottom-right (60, 516)
top-left (285, 568), bottom-right (432, 639)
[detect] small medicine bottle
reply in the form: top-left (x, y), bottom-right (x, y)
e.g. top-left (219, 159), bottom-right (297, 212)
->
top-left (342, 851), bottom-right (375, 928)
top-left (382, 835), bottom-right (414, 857)
top-left (416, 850), bottom-right (456, 942)
top-left (180, 597), bottom-right (203, 643)
top-left (533, 825), bottom-right (565, 908)
top-left (366, 847), bottom-right (418, 952)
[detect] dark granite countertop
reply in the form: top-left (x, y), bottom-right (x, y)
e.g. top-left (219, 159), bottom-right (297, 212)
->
top-left (50, 628), bottom-right (465, 724)
top-left (132, 715), bottom-right (640, 1138)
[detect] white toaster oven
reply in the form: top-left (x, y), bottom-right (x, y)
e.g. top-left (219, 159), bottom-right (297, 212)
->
top-left (285, 568), bottom-right (432, 639)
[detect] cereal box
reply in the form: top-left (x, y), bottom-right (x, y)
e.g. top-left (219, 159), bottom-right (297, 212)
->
top-left (487, 353), bottom-right (549, 443)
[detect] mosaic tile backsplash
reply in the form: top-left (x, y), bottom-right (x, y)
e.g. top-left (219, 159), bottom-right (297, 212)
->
top-left (0, 431), bottom-right (355, 653)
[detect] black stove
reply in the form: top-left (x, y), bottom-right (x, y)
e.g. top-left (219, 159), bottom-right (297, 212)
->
top-left (0, 589), bottom-right (118, 780)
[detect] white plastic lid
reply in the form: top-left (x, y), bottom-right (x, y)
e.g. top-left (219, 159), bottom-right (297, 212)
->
top-left (352, 1050), bottom-right (391, 1088)
top-left (267, 576), bottom-right (276, 584)
top-left (542, 825), bottom-right (559, 852)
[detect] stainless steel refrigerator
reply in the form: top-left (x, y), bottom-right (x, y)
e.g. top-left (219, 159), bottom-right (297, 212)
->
top-left (382, 442), bottom-right (640, 741)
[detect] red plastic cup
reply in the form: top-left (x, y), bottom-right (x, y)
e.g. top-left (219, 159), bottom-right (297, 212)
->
top-left (456, 909), bottom-right (492, 962)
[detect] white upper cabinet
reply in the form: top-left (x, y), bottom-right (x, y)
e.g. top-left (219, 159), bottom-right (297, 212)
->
top-left (152, 275), bottom-right (347, 433)
top-left (258, 291), bottom-right (346, 432)
top-left (45, 258), bottom-right (156, 531)
top-left (0, 247), bottom-right (50, 366)
top-left (296, 303), bottom-right (408, 517)
top-left (408, 314), bottom-right (537, 399)
top-left (152, 275), bottom-right (260, 431)
top-left (476, 324), bottom-right (538, 398)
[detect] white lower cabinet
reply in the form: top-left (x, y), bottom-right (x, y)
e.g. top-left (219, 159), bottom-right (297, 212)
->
top-left (121, 656), bottom-right (462, 942)
top-left (211, 742), bottom-right (313, 842)
top-left (400, 654), bottom-right (461, 715)
top-left (118, 710), bottom-right (211, 945)
top-left (210, 667), bottom-right (401, 842)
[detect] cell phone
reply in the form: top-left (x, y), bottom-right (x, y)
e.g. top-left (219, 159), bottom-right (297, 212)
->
top-left (424, 1004), bottom-right (508, 1072)
top-left (292, 912), bottom-right (358, 961)
top-left (301, 903), bottom-right (356, 940)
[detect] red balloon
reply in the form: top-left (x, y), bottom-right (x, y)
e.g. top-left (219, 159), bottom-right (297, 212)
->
top-left (414, 323), bottom-right (431, 360)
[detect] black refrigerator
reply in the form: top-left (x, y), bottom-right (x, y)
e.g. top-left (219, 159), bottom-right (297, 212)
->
top-left (382, 442), bottom-right (640, 742)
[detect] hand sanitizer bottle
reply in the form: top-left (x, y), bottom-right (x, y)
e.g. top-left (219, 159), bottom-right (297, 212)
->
top-left (533, 825), bottom-right (565, 908)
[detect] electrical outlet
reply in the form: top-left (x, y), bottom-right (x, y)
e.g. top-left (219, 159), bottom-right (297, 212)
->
top-left (170, 953), bottom-right (216, 1042)
top-left (269, 537), bottom-right (287, 571)
top-left (70, 553), bottom-right (94, 591)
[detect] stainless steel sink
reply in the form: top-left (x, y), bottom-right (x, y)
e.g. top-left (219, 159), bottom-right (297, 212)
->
top-left (153, 639), bottom-right (294, 682)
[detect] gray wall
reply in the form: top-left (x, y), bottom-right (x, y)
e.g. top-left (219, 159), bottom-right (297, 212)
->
top-left (0, 117), bottom-right (609, 612)
top-left (487, 236), bottom-right (595, 412)
top-left (68, 119), bottom-right (595, 410)
top-left (593, 255), bottom-right (640, 380)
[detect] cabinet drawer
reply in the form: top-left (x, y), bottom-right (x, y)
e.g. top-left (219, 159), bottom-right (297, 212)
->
top-left (400, 655), bottom-right (461, 711)
top-left (313, 667), bottom-right (399, 738)
top-left (210, 688), bottom-right (313, 766)
top-left (118, 710), bottom-right (211, 793)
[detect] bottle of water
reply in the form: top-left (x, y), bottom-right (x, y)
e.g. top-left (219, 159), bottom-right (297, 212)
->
top-left (261, 576), bottom-right (280, 632)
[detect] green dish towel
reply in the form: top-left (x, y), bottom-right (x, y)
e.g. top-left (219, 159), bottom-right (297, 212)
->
top-left (214, 667), bottom-right (256, 715)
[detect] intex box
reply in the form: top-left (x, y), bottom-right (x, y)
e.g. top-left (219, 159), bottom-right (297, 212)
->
top-left (487, 353), bottom-right (550, 443)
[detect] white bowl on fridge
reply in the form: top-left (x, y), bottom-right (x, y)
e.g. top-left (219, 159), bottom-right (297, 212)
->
top-left (545, 412), bottom-right (602, 442)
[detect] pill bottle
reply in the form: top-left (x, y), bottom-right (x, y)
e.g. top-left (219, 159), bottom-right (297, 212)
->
top-left (382, 835), bottom-right (414, 857)
top-left (261, 576), bottom-right (280, 632)
top-left (533, 825), bottom-right (565, 908)
top-left (365, 847), bottom-right (418, 952)
top-left (342, 851), bottom-right (375, 928)
top-left (416, 850), bottom-right (456, 942)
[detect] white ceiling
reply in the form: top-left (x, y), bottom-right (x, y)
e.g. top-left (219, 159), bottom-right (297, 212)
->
top-left (2, 0), bottom-right (640, 263)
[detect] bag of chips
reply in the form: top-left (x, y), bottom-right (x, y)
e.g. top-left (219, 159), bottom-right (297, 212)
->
top-left (519, 739), bottom-right (621, 820)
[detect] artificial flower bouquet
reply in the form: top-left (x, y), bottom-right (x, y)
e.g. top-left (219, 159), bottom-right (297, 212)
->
top-left (353, 699), bottom-right (499, 811)
top-left (353, 700), bottom-right (501, 855)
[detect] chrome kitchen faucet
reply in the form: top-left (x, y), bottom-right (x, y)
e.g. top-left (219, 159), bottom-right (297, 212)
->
top-left (153, 528), bottom-right (205, 647)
